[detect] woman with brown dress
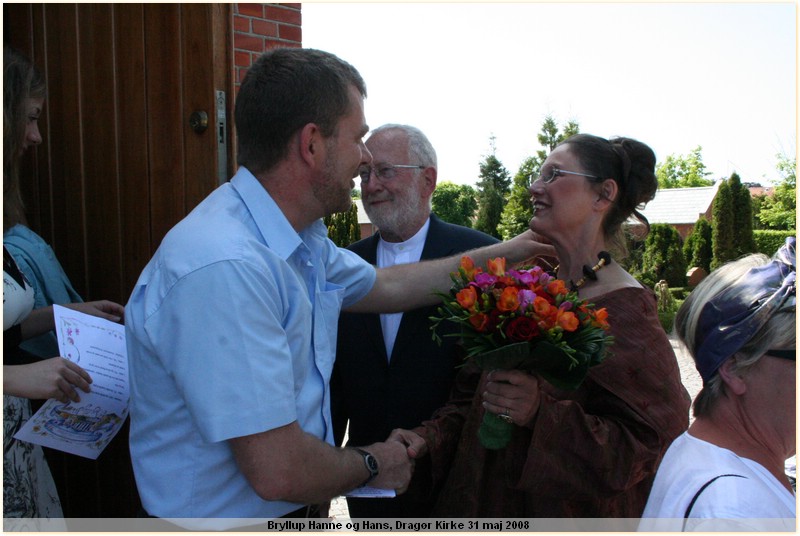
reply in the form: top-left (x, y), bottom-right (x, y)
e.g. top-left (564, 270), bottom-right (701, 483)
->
top-left (393, 134), bottom-right (691, 518)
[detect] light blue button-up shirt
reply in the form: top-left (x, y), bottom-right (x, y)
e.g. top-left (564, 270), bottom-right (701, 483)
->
top-left (125, 167), bottom-right (376, 525)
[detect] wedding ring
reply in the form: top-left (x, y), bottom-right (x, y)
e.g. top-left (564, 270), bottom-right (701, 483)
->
top-left (499, 410), bottom-right (513, 424)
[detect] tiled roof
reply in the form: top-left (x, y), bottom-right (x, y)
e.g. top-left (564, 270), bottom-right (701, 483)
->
top-left (638, 182), bottom-right (721, 225)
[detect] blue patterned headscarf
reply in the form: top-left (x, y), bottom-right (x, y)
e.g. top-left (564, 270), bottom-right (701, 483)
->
top-left (694, 236), bottom-right (796, 383)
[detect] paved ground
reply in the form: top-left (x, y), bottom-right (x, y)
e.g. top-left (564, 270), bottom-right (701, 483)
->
top-left (328, 334), bottom-right (702, 520)
top-left (670, 333), bottom-right (703, 403)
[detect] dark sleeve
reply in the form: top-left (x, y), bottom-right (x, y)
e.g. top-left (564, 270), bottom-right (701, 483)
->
top-left (414, 357), bottom-right (484, 487)
top-left (513, 289), bottom-right (690, 502)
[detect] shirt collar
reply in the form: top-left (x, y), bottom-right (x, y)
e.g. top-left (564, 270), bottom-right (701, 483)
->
top-left (378, 217), bottom-right (431, 253)
top-left (230, 167), bottom-right (305, 261)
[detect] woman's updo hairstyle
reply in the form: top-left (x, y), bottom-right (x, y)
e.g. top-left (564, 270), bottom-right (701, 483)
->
top-left (560, 134), bottom-right (658, 255)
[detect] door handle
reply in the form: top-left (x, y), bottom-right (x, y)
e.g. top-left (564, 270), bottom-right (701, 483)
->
top-left (189, 111), bottom-right (208, 133)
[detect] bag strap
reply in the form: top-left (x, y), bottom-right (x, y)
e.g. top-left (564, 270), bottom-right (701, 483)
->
top-left (682, 473), bottom-right (746, 529)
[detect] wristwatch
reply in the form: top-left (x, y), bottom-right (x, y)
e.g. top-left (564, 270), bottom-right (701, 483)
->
top-left (354, 448), bottom-right (379, 487)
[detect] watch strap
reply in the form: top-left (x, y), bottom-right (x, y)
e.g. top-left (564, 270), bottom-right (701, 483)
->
top-left (354, 447), bottom-right (378, 487)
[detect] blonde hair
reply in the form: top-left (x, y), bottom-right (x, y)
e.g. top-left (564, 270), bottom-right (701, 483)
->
top-left (4, 45), bottom-right (46, 231)
top-left (676, 253), bottom-right (796, 417)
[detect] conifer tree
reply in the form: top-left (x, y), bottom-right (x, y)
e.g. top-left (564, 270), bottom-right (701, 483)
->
top-left (729, 172), bottom-right (756, 257)
top-left (324, 201), bottom-right (361, 247)
top-left (683, 217), bottom-right (713, 273)
top-left (474, 136), bottom-right (511, 238)
top-left (642, 223), bottom-right (686, 287)
top-left (497, 157), bottom-right (538, 240)
top-left (711, 180), bottom-right (735, 270)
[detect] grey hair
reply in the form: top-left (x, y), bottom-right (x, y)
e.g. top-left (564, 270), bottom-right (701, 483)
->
top-left (369, 123), bottom-right (437, 169)
top-left (676, 253), bottom-right (796, 417)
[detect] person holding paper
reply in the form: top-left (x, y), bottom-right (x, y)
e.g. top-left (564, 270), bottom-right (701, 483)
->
top-left (3, 45), bottom-right (86, 361)
top-left (3, 44), bottom-right (126, 520)
top-left (4, 245), bottom-right (123, 518)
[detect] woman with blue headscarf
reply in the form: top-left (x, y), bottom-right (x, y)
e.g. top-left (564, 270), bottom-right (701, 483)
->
top-left (640, 237), bottom-right (796, 531)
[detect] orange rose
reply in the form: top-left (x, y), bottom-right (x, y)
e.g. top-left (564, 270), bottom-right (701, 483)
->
top-left (593, 307), bottom-right (610, 330)
top-left (456, 286), bottom-right (478, 311)
top-left (547, 279), bottom-right (568, 297)
top-left (557, 310), bottom-right (579, 332)
top-left (460, 256), bottom-right (478, 280)
top-left (496, 286), bottom-right (519, 312)
top-left (533, 296), bottom-right (553, 316)
top-left (487, 257), bottom-right (506, 276)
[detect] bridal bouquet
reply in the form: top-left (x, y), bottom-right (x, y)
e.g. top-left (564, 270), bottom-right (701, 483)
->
top-left (430, 256), bottom-right (613, 448)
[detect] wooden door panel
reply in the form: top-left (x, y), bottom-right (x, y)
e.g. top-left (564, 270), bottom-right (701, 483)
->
top-left (5, 3), bottom-right (230, 303)
top-left (4, 2), bottom-right (232, 517)
top-left (182, 4), bottom-right (221, 211)
top-left (79, 4), bottom-right (124, 301)
top-left (114, 4), bottom-right (152, 298)
top-left (144, 5), bottom-right (186, 252)
top-left (41, 4), bottom-right (87, 292)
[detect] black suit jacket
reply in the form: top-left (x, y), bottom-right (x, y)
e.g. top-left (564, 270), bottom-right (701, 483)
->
top-left (331, 215), bottom-right (497, 516)
top-left (332, 214), bottom-right (498, 448)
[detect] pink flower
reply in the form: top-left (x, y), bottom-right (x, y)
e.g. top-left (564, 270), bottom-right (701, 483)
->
top-left (473, 272), bottom-right (497, 290)
top-left (518, 289), bottom-right (536, 311)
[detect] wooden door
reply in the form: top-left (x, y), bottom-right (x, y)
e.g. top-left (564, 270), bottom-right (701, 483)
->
top-left (4, 3), bottom-right (232, 305)
top-left (3, 3), bottom-right (232, 517)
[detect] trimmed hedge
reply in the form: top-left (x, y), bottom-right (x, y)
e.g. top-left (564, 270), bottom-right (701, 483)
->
top-left (658, 308), bottom-right (675, 334)
top-left (754, 230), bottom-right (795, 256)
top-left (669, 287), bottom-right (690, 301)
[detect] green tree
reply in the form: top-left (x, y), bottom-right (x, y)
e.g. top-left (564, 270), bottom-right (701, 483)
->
top-left (536, 115), bottom-right (580, 152)
top-left (711, 179), bottom-right (735, 270)
top-left (758, 152), bottom-right (796, 230)
top-left (656, 146), bottom-right (714, 188)
top-left (560, 119), bottom-right (580, 142)
top-left (474, 139), bottom-right (511, 238)
top-left (729, 173), bottom-right (756, 257)
top-left (751, 193), bottom-right (768, 230)
top-left (497, 157), bottom-right (538, 240)
top-left (641, 223), bottom-right (686, 287)
top-left (432, 181), bottom-right (478, 228)
top-left (682, 217), bottom-right (713, 273)
top-left (324, 201), bottom-right (360, 247)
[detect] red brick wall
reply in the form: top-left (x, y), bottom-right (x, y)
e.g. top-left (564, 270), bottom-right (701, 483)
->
top-left (233, 3), bottom-right (302, 92)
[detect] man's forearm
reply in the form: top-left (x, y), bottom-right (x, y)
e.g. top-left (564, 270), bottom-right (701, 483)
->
top-left (350, 231), bottom-right (554, 314)
top-left (230, 422), bottom-right (410, 505)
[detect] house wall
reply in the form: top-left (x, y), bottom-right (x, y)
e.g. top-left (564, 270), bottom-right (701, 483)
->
top-left (232, 3), bottom-right (302, 92)
top-left (360, 222), bottom-right (378, 239)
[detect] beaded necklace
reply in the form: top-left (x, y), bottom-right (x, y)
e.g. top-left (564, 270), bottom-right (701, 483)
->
top-left (554, 251), bottom-right (613, 292)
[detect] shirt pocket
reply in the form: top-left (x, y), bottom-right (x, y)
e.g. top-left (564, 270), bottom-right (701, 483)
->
top-left (313, 283), bottom-right (345, 380)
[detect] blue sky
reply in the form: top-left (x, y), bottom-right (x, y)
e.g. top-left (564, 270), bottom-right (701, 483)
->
top-left (303, 2), bottom-right (796, 186)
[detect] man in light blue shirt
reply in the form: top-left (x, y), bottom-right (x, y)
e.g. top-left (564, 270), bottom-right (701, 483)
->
top-left (125, 48), bottom-right (552, 528)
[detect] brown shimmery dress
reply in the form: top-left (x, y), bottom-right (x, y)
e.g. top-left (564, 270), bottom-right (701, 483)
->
top-left (414, 287), bottom-right (691, 517)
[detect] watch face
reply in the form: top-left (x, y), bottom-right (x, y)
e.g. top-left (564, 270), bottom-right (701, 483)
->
top-left (366, 454), bottom-right (378, 473)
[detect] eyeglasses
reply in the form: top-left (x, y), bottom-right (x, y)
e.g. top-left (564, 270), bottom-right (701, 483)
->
top-left (358, 163), bottom-right (425, 183)
top-left (534, 166), bottom-right (601, 184)
top-left (765, 348), bottom-right (796, 361)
